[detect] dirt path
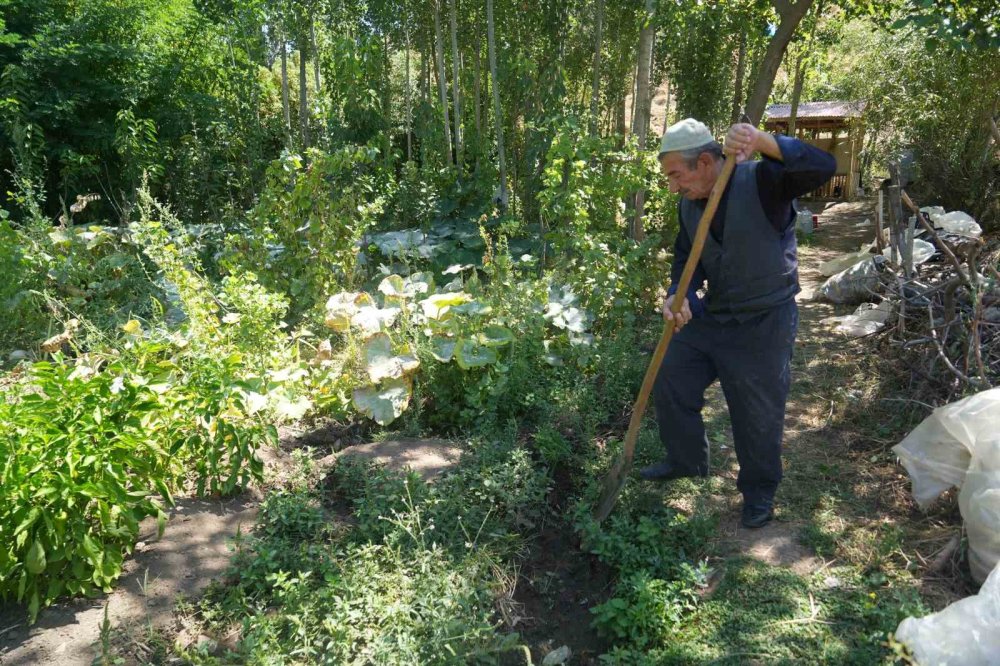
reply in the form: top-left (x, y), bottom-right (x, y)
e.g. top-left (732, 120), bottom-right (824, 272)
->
top-left (740, 199), bottom-right (878, 566)
top-left (0, 495), bottom-right (259, 666)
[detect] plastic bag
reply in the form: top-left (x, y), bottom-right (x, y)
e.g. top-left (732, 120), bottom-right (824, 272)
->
top-left (894, 560), bottom-right (1000, 665)
top-left (819, 249), bottom-right (872, 277)
top-left (893, 388), bottom-right (1000, 509)
top-left (959, 439), bottom-right (1000, 583)
top-left (930, 210), bottom-right (982, 239)
top-left (821, 301), bottom-right (892, 337)
top-left (882, 238), bottom-right (936, 266)
top-left (818, 256), bottom-right (887, 304)
top-left (893, 388), bottom-right (1000, 584)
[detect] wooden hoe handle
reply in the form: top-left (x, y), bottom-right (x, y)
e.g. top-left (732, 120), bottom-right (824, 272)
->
top-left (593, 154), bottom-right (737, 523)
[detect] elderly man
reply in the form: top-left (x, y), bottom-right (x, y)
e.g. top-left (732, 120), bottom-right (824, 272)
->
top-left (641, 118), bottom-right (835, 528)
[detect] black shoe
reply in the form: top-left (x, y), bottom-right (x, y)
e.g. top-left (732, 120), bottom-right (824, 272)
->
top-left (638, 462), bottom-right (703, 482)
top-left (741, 503), bottom-right (774, 529)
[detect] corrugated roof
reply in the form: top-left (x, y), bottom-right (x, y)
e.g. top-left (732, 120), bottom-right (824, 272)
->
top-left (764, 100), bottom-right (866, 120)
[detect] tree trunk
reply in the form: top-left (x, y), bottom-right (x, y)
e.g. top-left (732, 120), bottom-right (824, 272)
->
top-left (473, 43), bottom-right (483, 159)
top-left (663, 79), bottom-right (671, 134)
top-left (788, 52), bottom-right (806, 136)
top-left (616, 94), bottom-right (626, 144)
top-left (744, 0), bottom-right (815, 125)
top-left (405, 23), bottom-right (413, 162)
top-left (788, 1), bottom-right (823, 136)
top-left (383, 33), bottom-right (391, 165)
top-left (589, 0), bottom-right (605, 136)
top-left (312, 20), bottom-right (325, 146)
top-left (486, 0), bottom-right (507, 210)
top-left (280, 33), bottom-right (291, 147)
top-left (422, 38), bottom-right (430, 105)
top-left (449, 0), bottom-right (463, 177)
top-left (629, 60), bottom-right (639, 134)
top-left (299, 43), bottom-right (309, 149)
top-left (434, 0), bottom-right (454, 166)
top-left (630, 0), bottom-right (655, 241)
top-left (311, 20), bottom-right (321, 93)
top-left (731, 33), bottom-right (747, 122)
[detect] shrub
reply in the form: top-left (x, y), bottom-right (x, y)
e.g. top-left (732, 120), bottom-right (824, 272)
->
top-left (0, 345), bottom-right (275, 622)
top-left (0, 214), bottom-right (47, 355)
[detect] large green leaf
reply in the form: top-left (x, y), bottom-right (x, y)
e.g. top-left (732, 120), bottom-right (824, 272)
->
top-left (352, 305), bottom-right (401, 335)
top-left (324, 292), bottom-right (375, 332)
top-left (544, 301), bottom-right (590, 333)
top-left (379, 273), bottom-right (434, 300)
top-left (377, 275), bottom-right (406, 299)
top-left (26, 540), bottom-right (46, 574)
top-left (430, 336), bottom-right (457, 362)
top-left (481, 325), bottom-right (514, 347)
top-left (452, 300), bottom-right (492, 316)
top-left (404, 272), bottom-right (434, 297)
top-left (352, 378), bottom-right (413, 425)
top-left (419, 292), bottom-right (472, 320)
top-left (274, 394), bottom-right (313, 420)
top-left (364, 333), bottom-right (420, 382)
top-left (455, 338), bottom-right (498, 369)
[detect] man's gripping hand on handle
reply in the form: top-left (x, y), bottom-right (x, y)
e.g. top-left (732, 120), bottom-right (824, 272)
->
top-left (662, 293), bottom-right (692, 331)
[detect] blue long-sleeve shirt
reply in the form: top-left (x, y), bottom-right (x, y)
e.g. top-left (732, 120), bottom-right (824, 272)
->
top-left (667, 134), bottom-right (836, 315)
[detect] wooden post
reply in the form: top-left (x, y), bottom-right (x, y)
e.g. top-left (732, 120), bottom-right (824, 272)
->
top-left (876, 188), bottom-right (884, 254)
top-left (887, 163), bottom-right (908, 336)
top-left (886, 163), bottom-right (908, 276)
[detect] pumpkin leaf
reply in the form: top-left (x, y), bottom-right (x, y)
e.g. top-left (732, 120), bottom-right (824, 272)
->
top-left (419, 292), bottom-right (472, 320)
top-left (274, 395), bottom-right (312, 420)
top-left (324, 292), bottom-right (374, 331)
top-left (481, 325), bottom-right (514, 347)
top-left (452, 300), bottom-right (492, 316)
top-left (430, 336), bottom-right (457, 362)
top-left (364, 333), bottom-right (420, 382)
top-left (352, 378), bottom-right (413, 425)
top-left (377, 275), bottom-right (406, 299)
top-left (352, 305), bottom-right (401, 334)
top-left (455, 338), bottom-right (498, 369)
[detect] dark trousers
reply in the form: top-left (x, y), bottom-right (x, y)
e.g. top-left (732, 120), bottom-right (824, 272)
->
top-left (652, 300), bottom-right (798, 506)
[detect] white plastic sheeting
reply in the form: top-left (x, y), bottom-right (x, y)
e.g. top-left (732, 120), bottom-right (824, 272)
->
top-left (819, 248), bottom-right (872, 278)
top-left (882, 238), bottom-right (936, 266)
top-left (818, 256), bottom-right (887, 304)
top-left (821, 301), bottom-right (893, 337)
top-left (894, 561), bottom-right (1000, 666)
top-left (929, 210), bottom-right (982, 239)
top-left (892, 388), bottom-right (1000, 583)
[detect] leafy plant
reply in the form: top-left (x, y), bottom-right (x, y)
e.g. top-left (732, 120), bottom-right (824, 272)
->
top-left (227, 146), bottom-right (381, 318)
top-left (591, 568), bottom-right (704, 648)
top-left (0, 338), bottom-right (275, 622)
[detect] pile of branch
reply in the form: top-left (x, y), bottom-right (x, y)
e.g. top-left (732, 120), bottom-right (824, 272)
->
top-left (876, 166), bottom-right (999, 402)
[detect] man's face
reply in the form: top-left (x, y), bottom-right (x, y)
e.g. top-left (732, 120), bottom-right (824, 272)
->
top-left (659, 152), bottom-right (714, 200)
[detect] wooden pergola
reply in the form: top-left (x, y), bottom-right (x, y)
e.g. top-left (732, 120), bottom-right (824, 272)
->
top-left (763, 100), bottom-right (866, 200)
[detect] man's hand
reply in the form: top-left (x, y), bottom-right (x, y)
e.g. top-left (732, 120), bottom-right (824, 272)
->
top-left (663, 293), bottom-right (692, 330)
top-left (724, 123), bottom-right (759, 163)
top-left (725, 123), bottom-right (782, 163)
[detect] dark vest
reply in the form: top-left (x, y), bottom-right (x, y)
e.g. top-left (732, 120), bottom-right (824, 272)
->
top-left (680, 161), bottom-right (799, 320)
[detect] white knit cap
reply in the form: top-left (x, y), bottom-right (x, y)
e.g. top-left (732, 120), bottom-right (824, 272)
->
top-left (659, 118), bottom-right (714, 155)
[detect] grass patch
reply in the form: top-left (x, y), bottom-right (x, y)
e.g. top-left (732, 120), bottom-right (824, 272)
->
top-left (599, 558), bottom-right (926, 665)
